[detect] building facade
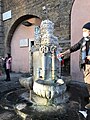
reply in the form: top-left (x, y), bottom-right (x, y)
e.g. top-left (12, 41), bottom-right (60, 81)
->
top-left (0, 0), bottom-right (4, 56)
top-left (1, 0), bottom-right (73, 73)
top-left (1, 0), bottom-right (90, 81)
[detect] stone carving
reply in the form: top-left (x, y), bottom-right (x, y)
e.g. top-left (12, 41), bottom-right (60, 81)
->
top-left (19, 19), bottom-right (69, 105)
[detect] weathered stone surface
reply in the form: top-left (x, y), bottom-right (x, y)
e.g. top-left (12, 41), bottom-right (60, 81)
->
top-left (33, 79), bottom-right (68, 105)
top-left (0, 0), bottom-right (4, 56)
top-left (1, 0), bottom-right (74, 73)
top-left (31, 91), bottom-right (48, 105)
top-left (19, 77), bottom-right (33, 90)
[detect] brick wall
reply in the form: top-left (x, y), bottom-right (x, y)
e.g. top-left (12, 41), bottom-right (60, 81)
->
top-left (0, 0), bottom-right (4, 56)
top-left (2, 0), bottom-right (74, 74)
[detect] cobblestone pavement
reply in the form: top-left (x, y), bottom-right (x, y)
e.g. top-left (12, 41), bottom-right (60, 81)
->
top-left (0, 72), bottom-right (23, 120)
top-left (0, 73), bottom-right (89, 120)
top-left (0, 72), bottom-right (23, 93)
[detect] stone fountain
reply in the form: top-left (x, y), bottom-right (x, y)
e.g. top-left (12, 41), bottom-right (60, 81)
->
top-left (0, 19), bottom-right (89, 120)
top-left (19, 19), bottom-right (69, 106)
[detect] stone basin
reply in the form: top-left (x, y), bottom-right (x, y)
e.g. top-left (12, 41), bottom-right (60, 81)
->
top-left (33, 79), bottom-right (69, 105)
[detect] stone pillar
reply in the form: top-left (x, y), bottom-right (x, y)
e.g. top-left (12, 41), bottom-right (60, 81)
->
top-left (42, 53), bottom-right (45, 80)
top-left (0, 0), bottom-right (4, 56)
top-left (52, 53), bottom-right (55, 80)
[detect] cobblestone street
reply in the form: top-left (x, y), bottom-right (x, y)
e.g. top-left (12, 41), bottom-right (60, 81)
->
top-left (0, 72), bottom-right (22, 92)
top-left (0, 73), bottom-right (89, 120)
top-left (0, 72), bottom-right (23, 120)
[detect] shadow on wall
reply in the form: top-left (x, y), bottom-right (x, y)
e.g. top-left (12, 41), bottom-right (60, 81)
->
top-left (61, 57), bottom-right (70, 76)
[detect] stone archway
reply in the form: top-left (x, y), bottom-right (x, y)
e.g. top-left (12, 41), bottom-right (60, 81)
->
top-left (7, 15), bottom-right (41, 73)
top-left (6, 15), bottom-right (41, 52)
top-left (71, 0), bottom-right (90, 81)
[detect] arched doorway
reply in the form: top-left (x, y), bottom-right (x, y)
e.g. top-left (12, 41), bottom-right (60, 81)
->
top-left (7, 15), bottom-right (41, 73)
top-left (71, 0), bottom-right (90, 81)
